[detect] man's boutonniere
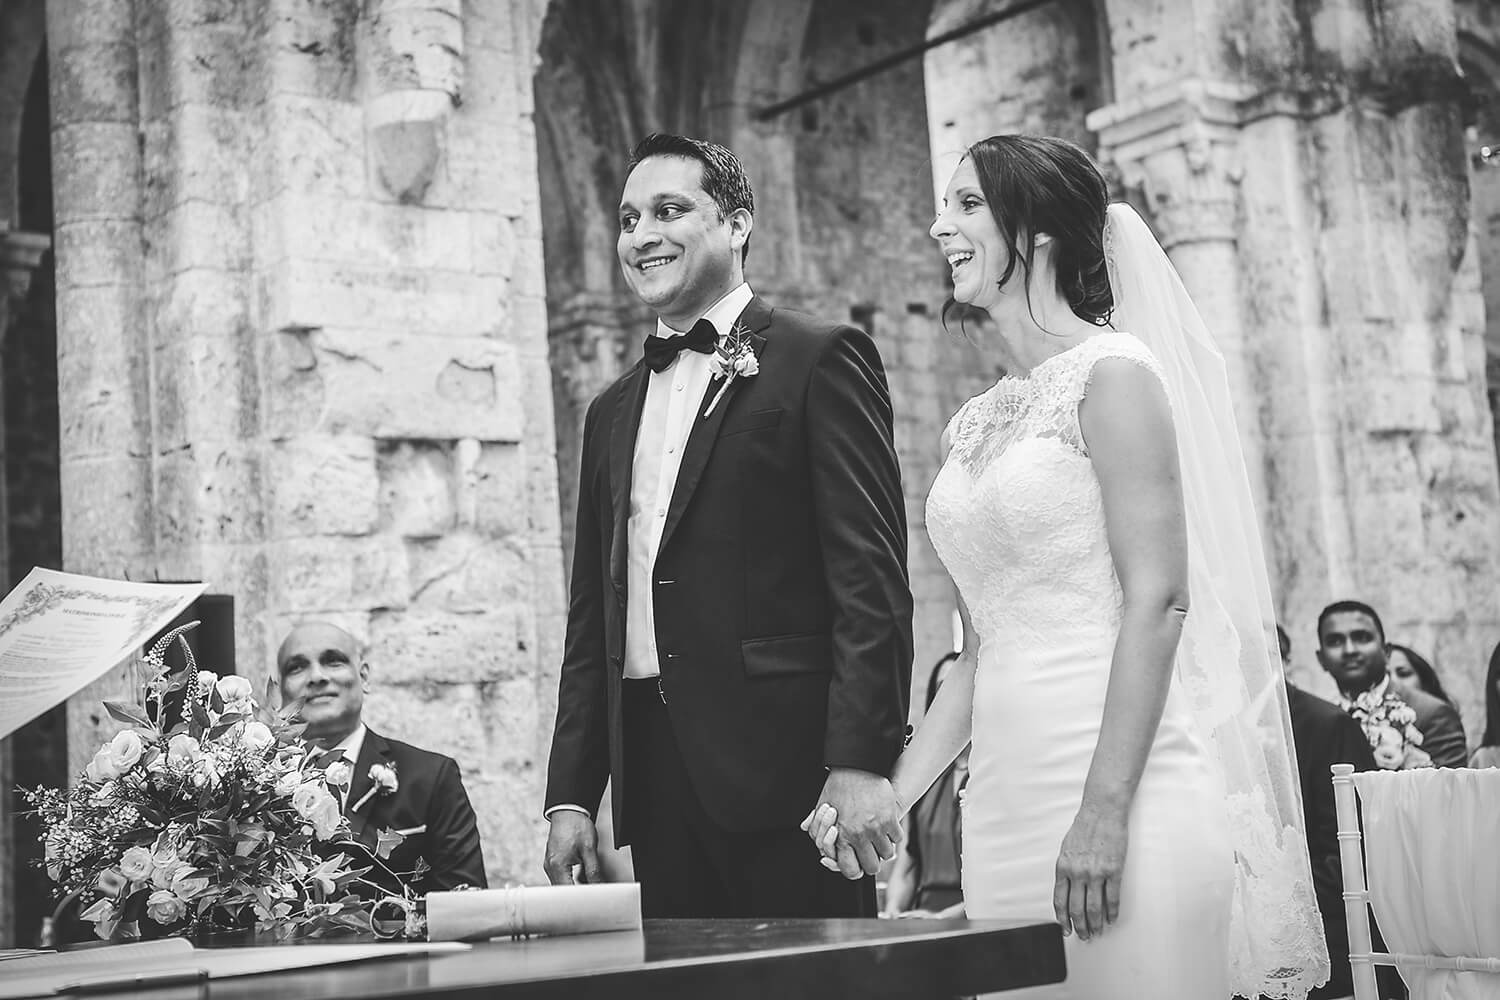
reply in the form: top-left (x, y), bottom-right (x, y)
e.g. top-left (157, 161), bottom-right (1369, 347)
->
top-left (351, 762), bottom-right (399, 811)
top-left (703, 321), bottom-right (759, 417)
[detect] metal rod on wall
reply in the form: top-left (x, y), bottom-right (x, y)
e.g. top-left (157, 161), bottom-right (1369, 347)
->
top-left (751, 0), bottom-right (1060, 122)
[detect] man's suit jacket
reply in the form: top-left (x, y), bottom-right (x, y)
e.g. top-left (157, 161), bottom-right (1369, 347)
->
top-left (340, 729), bottom-right (488, 897)
top-left (1393, 684), bottom-right (1468, 768)
top-left (1289, 686), bottom-right (1407, 999)
top-left (545, 295), bottom-right (913, 844)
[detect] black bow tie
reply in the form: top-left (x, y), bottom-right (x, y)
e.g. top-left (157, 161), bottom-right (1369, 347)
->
top-left (643, 319), bottom-right (718, 373)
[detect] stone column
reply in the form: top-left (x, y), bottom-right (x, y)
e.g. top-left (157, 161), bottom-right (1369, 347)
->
top-left (45, 0), bottom-right (155, 772)
top-left (1088, 79), bottom-right (1270, 513)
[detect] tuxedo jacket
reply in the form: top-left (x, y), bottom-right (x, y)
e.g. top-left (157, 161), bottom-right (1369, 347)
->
top-left (340, 729), bottom-right (488, 897)
top-left (544, 296), bottom-right (913, 844)
top-left (1393, 684), bottom-right (1467, 768)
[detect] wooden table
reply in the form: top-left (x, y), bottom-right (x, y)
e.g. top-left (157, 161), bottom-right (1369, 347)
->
top-left (90, 919), bottom-right (1065, 999)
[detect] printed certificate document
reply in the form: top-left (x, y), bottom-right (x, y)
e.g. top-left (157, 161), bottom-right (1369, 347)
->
top-left (0, 568), bottom-right (205, 740)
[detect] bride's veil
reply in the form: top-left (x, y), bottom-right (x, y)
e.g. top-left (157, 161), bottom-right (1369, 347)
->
top-left (1104, 203), bottom-right (1330, 998)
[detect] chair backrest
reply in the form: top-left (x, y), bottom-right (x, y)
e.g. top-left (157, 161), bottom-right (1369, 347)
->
top-left (1331, 764), bottom-right (1500, 1000)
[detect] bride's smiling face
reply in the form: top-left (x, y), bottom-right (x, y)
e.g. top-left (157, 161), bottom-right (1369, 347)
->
top-left (930, 157), bottom-right (1011, 312)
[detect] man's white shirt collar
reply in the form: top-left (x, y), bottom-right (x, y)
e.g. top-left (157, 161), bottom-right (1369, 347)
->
top-left (654, 282), bottom-right (753, 341)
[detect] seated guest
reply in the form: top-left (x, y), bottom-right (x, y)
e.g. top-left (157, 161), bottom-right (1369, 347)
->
top-left (278, 622), bottom-right (487, 896)
top-left (1472, 642), bottom-right (1500, 769)
top-left (1279, 626), bottom-right (1403, 999)
top-left (1385, 643), bottom-right (1453, 706)
top-left (1316, 601), bottom-right (1467, 768)
top-left (881, 652), bottom-right (966, 920)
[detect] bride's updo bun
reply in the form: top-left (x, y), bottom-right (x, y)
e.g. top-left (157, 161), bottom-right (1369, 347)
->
top-left (965, 135), bottom-right (1114, 326)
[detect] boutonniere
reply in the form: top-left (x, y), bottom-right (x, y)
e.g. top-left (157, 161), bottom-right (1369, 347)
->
top-left (351, 761), bottom-right (399, 811)
top-left (703, 321), bottom-right (759, 417)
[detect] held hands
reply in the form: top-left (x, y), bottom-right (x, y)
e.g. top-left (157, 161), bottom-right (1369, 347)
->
top-left (542, 810), bottom-right (603, 886)
top-left (799, 768), bottom-right (903, 880)
top-left (1052, 802), bottom-right (1129, 941)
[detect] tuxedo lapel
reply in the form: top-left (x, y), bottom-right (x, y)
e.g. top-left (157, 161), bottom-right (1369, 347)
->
top-left (608, 362), bottom-right (651, 604)
top-left (345, 728), bottom-right (394, 845)
top-left (658, 297), bottom-right (773, 556)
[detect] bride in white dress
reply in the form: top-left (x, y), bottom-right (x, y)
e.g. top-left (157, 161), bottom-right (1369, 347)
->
top-left (807, 136), bottom-right (1328, 999)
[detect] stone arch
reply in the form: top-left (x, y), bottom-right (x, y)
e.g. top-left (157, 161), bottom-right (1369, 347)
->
top-left (0, 0), bottom-right (62, 948)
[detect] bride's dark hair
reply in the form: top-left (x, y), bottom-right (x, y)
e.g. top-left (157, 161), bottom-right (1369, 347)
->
top-left (962, 135), bottom-right (1114, 327)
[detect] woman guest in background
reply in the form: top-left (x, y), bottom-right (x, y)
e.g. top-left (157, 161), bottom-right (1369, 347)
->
top-left (882, 651), bottom-right (967, 919)
top-left (1386, 643), bottom-right (1453, 706)
top-left (1470, 644), bottom-right (1500, 769)
top-left (808, 135), bottom-right (1327, 998)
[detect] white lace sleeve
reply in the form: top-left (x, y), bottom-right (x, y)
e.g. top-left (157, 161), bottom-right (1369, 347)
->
top-left (1061, 333), bottom-right (1170, 456)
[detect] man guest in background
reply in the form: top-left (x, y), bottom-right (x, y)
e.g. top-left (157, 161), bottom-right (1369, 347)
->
top-left (542, 133), bottom-right (913, 918)
top-left (1280, 626), bottom-right (1403, 999)
top-left (1315, 601), bottom-right (1467, 768)
top-left (278, 622), bottom-right (487, 897)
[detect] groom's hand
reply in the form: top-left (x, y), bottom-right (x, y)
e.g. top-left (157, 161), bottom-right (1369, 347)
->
top-left (817, 768), bottom-right (902, 879)
top-left (543, 810), bottom-right (603, 885)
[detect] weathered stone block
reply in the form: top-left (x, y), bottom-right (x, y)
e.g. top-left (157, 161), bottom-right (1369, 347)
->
top-left (378, 441), bottom-right (456, 538)
top-left (261, 193), bottom-right (474, 271)
top-left (471, 214), bottom-right (515, 278)
top-left (406, 534), bottom-right (530, 611)
top-left (53, 219), bottom-right (141, 289)
top-left (267, 534), bottom-right (409, 614)
top-left (472, 443), bottom-right (525, 537)
top-left (140, 106), bottom-right (250, 217)
top-left (265, 95), bottom-right (366, 201)
top-left (262, 329), bottom-right (327, 441)
top-left (267, 434), bottom-right (379, 536)
top-left (47, 42), bottom-right (137, 125)
top-left (58, 457), bottom-right (152, 566)
top-left (156, 201), bottom-right (249, 275)
top-left (262, 0), bottom-right (358, 101)
top-left (281, 328), bottom-right (523, 440)
top-left (367, 609), bottom-right (530, 685)
top-left (155, 268), bottom-right (251, 342)
top-left (50, 123), bottom-right (142, 221)
top-left (265, 261), bottom-right (494, 337)
top-left (153, 445), bottom-right (265, 548)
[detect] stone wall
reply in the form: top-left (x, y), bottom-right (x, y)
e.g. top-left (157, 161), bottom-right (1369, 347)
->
top-left (46, 0), bottom-right (563, 885)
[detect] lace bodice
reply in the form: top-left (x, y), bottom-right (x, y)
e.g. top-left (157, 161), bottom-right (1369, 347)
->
top-left (926, 332), bottom-right (1166, 645)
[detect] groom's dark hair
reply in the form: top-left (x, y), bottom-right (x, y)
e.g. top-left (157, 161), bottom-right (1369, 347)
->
top-left (1316, 600), bottom-right (1386, 644)
top-left (627, 133), bottom-right (755, 264)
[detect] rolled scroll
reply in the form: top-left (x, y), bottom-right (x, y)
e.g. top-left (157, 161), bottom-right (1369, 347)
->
top-left (424, 883), bottom-right (642, 942)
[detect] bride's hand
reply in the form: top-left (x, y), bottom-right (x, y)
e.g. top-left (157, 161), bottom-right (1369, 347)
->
top-left (1052, 804), bottom-right (1128, 941)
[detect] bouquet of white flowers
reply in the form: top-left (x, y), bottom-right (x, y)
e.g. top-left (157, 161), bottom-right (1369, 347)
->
top-left (22, 623), bottom-right (391, 942)
top-left (1347, 686), bottom-right (1432, 770)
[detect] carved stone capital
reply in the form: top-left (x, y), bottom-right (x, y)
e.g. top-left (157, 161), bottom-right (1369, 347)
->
top-left (1087, 79), bottom-right (1254, 249)
top-left (0, 228), bottom-right (50, 300)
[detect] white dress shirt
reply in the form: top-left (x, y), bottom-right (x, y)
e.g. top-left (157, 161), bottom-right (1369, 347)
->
top-left (624, 281), bottom-right (753, 679)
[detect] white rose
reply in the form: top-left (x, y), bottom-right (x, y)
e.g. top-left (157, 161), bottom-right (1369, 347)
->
top-left (323, 760), bottom-right (352, 788)
top-left (145, 889), bottom-right (187, 925)
top-left (166, 733), bottom-right (202, 764)
top-left (195, 670), bottom-right (218, 694)
top-left (105, 730), bottom-right (145, 773)
top-left (119, 845), bottom-right (154, 882)
top-left (292, 782), bottom-right (343, 840)
top-left (150, 849), bottom-right (182, 890)
top-left (215, 675), bottom-right (253, 704)
top-left (85, 747), bottom-right (117, 783)
top-left (274, 767), bottom-right (302, 798)
top-left (239, 720), bottom-right (274, 750)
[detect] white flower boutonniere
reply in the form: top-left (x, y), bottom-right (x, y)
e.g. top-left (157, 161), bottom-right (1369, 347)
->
top-left (703, 321), bottom-right (759, 417)
top-left (351, 762), bottom-right (400, 812)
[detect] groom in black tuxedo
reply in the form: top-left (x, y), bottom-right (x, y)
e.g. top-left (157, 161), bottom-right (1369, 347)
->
top-left (543, 133), bottom-right (913, 918)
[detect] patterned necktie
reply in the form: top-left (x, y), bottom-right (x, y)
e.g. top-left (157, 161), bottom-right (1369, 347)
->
top-left (643, 318), bottom-right (718, 373)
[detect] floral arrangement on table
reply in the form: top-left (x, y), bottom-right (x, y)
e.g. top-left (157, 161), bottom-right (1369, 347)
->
top-left (1346, 686), bottom-right (1432, 770)
top-left (21, 623), bottom-right (402, 942)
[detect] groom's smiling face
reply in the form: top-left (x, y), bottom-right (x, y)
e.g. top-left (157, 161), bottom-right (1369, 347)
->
top-left (617, 155), bottom-right (747, 328)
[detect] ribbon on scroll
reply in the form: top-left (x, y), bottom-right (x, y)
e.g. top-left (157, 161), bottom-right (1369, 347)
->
top-left (424, 883), bottom-right (642, 942)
